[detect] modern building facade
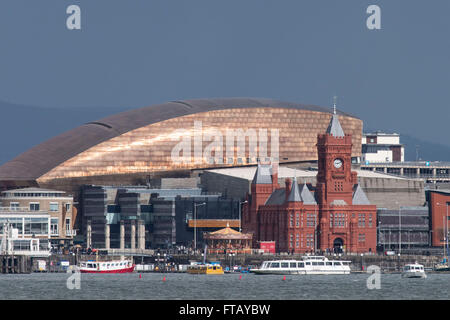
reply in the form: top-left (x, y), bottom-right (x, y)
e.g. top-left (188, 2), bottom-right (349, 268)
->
top-left (427, 190), bottom-right (450, 248)
top-left (362, 132), bottom-right (404, 163)
top-left (242, 109), bottom-right (377, 254)
top-left (81, 185), bottom-right (241, 250)
top-left (0, 187), bottom-right (76, 248)
top-left (377, 206), bottom-right (430, 252)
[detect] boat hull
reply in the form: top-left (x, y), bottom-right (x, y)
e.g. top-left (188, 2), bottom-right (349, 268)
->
top-left (252, 269), bottom-right (350, 275)
top-left (79, 266), bottom-right (135, 274)
top-left (401, 272), bottom-right (426, 279)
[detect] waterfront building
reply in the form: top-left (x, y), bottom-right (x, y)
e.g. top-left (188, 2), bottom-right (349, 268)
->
top-left (377, 206), bottom-right (430, 252)
top-left (201, 165), bottom-right (425, 210)
top-left (81, 185), bottom-right (241, 250)
top-left (242, 107), bottom-right (377, 254)
top-left (362, 132), bottom-right (404, 163)
top-left (0, 208), bottom-right (51, 257)
top-left (427, 189), bottom-right (450, 247)
top-left (0, 187), bottom-right (76, 249)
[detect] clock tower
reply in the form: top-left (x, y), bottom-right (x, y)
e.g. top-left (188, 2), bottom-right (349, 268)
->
top-left (316, 106), bottom-right (357, 207)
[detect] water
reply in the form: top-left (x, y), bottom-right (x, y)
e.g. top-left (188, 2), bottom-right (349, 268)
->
top-left (1, 272), bottom-right (449, 300)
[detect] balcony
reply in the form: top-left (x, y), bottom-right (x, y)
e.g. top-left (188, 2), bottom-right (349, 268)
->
top-left (65, 229), bottom-right (77, 237)
top-left (0, 207), bottom-right (46, 213)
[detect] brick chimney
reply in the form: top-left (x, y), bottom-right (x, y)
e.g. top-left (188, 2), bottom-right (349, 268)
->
top-left (285, 178), bottom-right (292, 201)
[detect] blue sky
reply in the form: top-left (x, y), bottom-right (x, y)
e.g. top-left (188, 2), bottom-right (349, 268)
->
top-left (0, 0), bottom-right (449, 147)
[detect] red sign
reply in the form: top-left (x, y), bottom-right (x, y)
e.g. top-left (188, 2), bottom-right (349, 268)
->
top-left (259, 241), bottom-right (275, 254)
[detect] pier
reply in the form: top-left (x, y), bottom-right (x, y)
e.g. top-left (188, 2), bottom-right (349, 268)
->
top-left (1, 255), bottom-right (31, 274)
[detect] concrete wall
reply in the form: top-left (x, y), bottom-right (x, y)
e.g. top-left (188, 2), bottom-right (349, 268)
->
top-left (358, 177), bottom-right (425, 209)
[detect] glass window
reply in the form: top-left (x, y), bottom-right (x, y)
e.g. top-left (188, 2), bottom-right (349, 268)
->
top-left (298, 263), bottom-right (304, 268)
top-left (334, 262), bottom-right (342, 266)
top-left (270, 263), bottom-right (280, 268)
top-left (49, 203), bottom-right (59, 212)
top-left (318, 262), bottom-right (325, 266)
top-left (305, 262), bottom-right (311, 266)
top-left (312, 262), bottom-right (318, 266)
top-left (326, 262), bottom-right (333, 266)
top-left (289, 262), bottom-right (297, 268)
top-left (10, 202), bottom-right (19, 210)
top-left (281, 262), bottom-right (289, 268)
top-left (29, 203), bottom-right (40, 211)
top-left (50, 218), bottom-right (59, 235)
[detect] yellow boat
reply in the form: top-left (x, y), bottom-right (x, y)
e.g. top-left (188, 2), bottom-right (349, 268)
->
top-left (187, 264), bottom-right (224, 275)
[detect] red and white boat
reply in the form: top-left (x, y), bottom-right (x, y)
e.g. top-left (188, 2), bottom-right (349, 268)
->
top-left (78, 259), bottom-right (135, 273)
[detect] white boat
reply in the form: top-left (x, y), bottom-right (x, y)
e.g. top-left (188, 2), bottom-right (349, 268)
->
top-left (401, 263), bottom-right (426, 278)
top-left (78, 259), bottom-right (134, 273)
top-left (251, 256), bottom-right (351, 275)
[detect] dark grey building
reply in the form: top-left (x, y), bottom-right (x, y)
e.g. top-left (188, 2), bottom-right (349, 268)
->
top-left (81, 185), bottom-right (240, 249)
top-left (377, 206), bottom-right (430, 252)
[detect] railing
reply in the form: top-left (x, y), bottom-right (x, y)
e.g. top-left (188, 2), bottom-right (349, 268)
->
top-left (0, 207), bottom-right (47, 213)
top-left (65, 229), bottom-right (77, 237)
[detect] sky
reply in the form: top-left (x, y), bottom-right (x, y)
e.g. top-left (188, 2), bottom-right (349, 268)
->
top-left (0, 0), bottom-right (449, 148)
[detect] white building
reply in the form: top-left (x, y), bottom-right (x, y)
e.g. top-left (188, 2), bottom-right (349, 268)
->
top-left (362, 132), bottom-right (404, 163)
top-left (0, 208), bottom-right (51, 257)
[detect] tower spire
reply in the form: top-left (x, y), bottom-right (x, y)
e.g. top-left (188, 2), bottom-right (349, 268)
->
top-left (333, 96), bottom-right (337, 115)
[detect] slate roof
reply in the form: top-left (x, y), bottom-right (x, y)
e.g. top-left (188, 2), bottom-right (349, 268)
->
top-left (300, 183), bottom-right (317, 204)
top-left (287, 177), bottom-right (302, 202)
top-left (251, 163), bottom-right (273, 185)
top-left (326, 113), bottom-right (345, 137)
top-left (352, 184), bottom-right (371, 205)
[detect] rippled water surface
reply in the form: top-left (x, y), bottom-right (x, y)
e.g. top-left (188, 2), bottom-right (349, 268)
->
top-left (1, 272), bottom-right (449, 300)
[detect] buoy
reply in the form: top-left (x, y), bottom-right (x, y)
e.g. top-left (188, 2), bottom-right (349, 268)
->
top-left (139, 274), bottom-right (142, 279)
top-left (163, 276), bottom-right (166, 282)
top-left (283, 275), bottom-right (286, 281)
top-left (239, 275), bottom-right (242, 280)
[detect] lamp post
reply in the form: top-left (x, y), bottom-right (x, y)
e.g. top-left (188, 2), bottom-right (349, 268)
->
top-left (399, 205), bottom-right (402, 256)
top-left (194, 202), bottom-right (206, 252)
top-left (437, 202), bottom-right (448, 259)
top-left (239, 200), bottom-right (248, 233)
top-left (314, 207), bottom-right (317, 254)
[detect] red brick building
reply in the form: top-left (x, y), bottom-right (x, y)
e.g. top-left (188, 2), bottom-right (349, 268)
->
top-left (428, 190), bottom-right (450, 247)
top-left (242, 109), bottom-right (377, 254)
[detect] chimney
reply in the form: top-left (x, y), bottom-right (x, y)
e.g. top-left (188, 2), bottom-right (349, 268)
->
top-left (285, 178), bottom-right (292, 200)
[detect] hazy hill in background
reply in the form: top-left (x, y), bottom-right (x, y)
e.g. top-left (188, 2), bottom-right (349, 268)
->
top-left (0, 100), bottom-right (131, 166)
top-left (0, 101), bottom-right (449, 166)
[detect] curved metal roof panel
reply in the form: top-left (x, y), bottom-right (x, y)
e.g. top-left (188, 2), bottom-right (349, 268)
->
top-left (0, 97), bottom-right (359, 181)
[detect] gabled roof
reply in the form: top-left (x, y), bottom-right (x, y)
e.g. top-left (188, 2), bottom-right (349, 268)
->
top-left (252, 163), bottom-right (272, 185)
top-left (326, 113), bottom-right (345, 137)
top-left (300, 183), bottom-right (317, 204)
top-left (352, 185), bottom-right (371, 205)
top-left (264, 188), bottom-right (286, 205)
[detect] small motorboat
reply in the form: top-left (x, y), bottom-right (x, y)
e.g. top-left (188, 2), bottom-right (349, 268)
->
top-left (401, 263), bottom-right (426, 278)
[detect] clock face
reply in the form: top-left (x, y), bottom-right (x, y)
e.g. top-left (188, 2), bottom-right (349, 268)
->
top-left (333, 158), bottom-right (343, 169)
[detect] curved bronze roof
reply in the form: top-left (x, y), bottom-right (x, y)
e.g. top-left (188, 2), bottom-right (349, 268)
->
top-left (0, 97), bottom-right (358, 182)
